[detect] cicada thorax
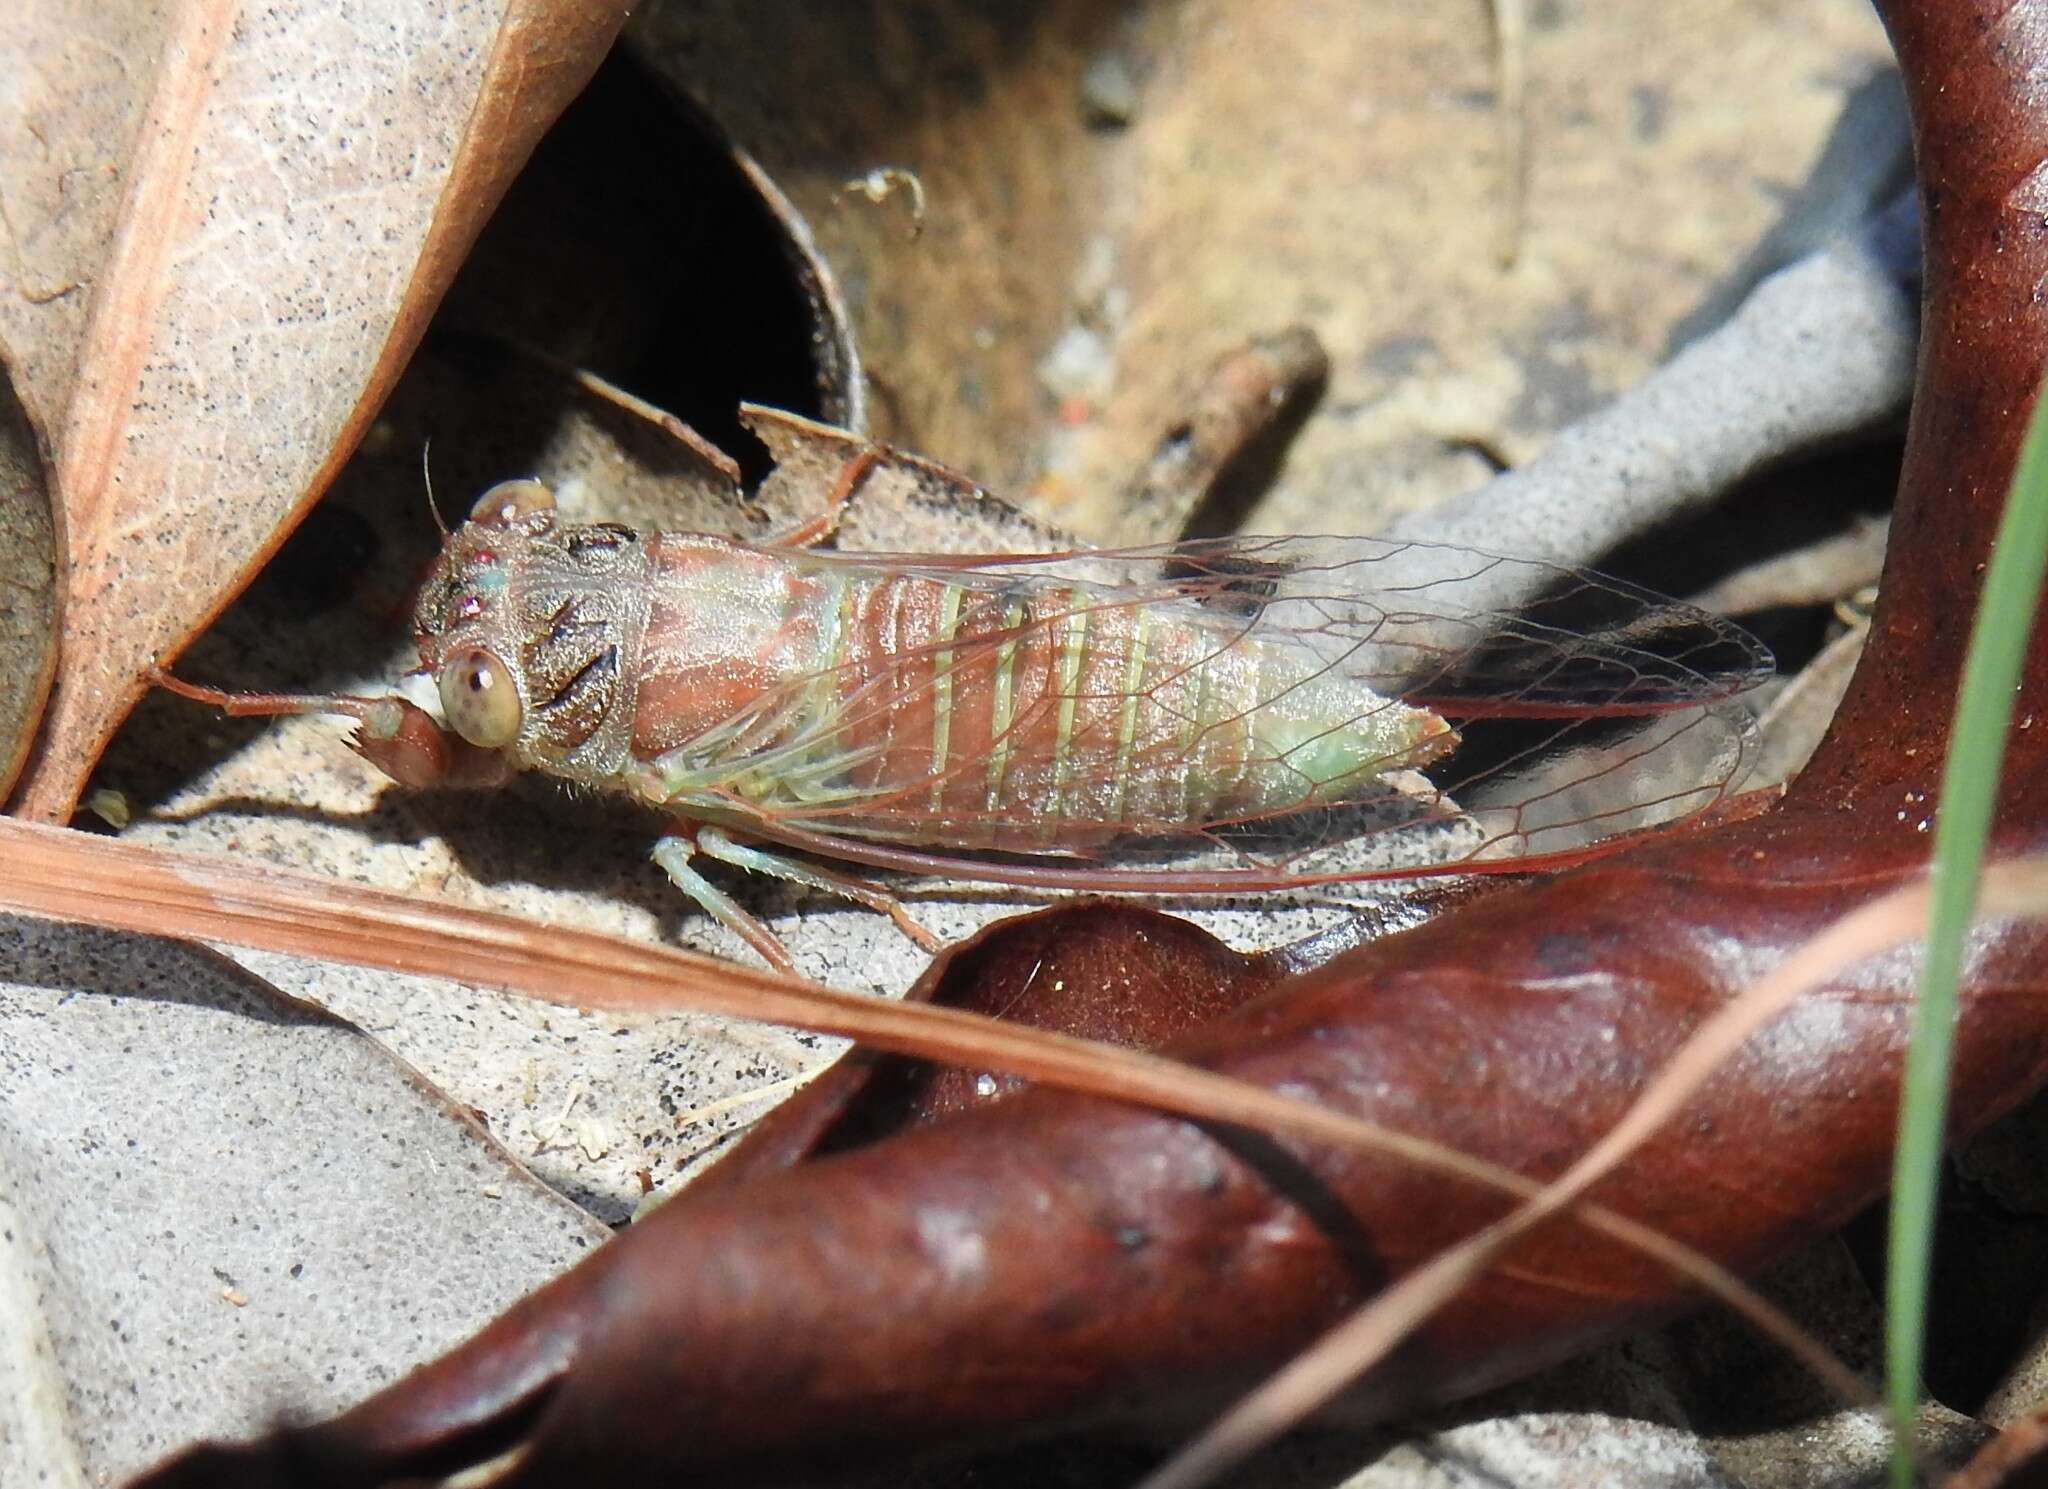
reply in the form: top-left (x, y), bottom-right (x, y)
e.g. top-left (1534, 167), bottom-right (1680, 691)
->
top-left (615, 534), bottom-right (843, 752)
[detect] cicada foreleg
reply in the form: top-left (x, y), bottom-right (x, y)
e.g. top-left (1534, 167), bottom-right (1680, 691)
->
top-left (148, 668), bottom-right (513, 790)
top-left (654, 821), bottom-right (941, 973)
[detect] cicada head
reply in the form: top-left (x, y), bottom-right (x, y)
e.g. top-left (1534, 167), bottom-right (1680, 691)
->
top-left (410, 479), bottom-right (647, 784)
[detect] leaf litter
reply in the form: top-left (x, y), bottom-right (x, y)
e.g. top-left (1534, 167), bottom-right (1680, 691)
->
top-left (0, 0), bottom-right (1959, 1482)
top-left (7, 0), bottom-right (630, 822)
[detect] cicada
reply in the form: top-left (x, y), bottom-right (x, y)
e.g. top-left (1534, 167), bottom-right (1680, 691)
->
top-left (160, 413), bottom-right (1770, 973)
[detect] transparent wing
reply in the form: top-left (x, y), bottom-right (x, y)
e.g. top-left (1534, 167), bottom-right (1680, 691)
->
top-left (869, 535), bottom-right (1772, 712)
top-left (662, 534), bottom-right (1771, 888)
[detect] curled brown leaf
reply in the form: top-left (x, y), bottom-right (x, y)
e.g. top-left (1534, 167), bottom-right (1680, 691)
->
top-left (0, 350), bottom-right (55, 802)
top-left (9, 0), bottom-right (630, 823)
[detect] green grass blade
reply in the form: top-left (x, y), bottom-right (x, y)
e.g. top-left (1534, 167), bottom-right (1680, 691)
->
top-left (1887, 379), bottom-right (2048, 1486)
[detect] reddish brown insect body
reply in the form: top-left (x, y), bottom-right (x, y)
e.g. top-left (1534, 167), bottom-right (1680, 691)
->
top-left (539, 536), bottom-right (1450, 856)
top-left (159, 421), bottom-right (1770, 967)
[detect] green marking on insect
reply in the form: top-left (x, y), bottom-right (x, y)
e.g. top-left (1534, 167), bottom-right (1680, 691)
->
top-left (1176, 644), bottom-right (1212, 821)
top-left (928, 582), bottom-right (964, 812)
top-left (985, 594), bottom-right (1027, 813)
top-left (1050, 589), bottom-right (1090, 823)
top-left (1110, 606), bottom-right (1150, 826)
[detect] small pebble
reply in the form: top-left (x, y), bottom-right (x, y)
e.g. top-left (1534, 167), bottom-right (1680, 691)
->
top-left (1080, 51), bottom-right (1140, 128)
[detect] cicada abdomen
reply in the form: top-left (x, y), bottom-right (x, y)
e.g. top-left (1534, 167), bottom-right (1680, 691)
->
top-left (623, 556), bottom-right (1459, 854)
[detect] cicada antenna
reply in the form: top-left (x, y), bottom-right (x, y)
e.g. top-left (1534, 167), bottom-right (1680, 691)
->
top-left (421, 437), bottom-right (449, 539)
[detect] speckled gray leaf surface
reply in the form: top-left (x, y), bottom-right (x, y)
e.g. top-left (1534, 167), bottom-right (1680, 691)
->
top-left (0, 918), bottom-right (607, 1484)
top-left (0, 355), bottom-right (55, 803)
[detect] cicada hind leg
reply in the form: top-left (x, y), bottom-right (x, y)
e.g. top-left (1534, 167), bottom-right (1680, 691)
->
top-left (653, 821), bottom-right (941, 976)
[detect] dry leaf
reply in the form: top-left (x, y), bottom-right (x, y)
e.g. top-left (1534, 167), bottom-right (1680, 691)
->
top-left (0, 0), bottom-right (164, 433)
top-left (0, 918), bottom-right (609, 1484)
top-left (0, 352), bottom-right (55, 801)
top-left (8, 0), bottom-right (631, 823)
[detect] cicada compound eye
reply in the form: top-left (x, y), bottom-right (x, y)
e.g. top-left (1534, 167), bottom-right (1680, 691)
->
top-left (469, 478), bottom-right (555, 527)
top-left (437, 647), bottom-right (524, 749)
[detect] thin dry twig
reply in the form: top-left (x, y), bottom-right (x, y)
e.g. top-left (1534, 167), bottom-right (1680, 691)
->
top-left (1395, 193), bottom-right (1918, 607)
